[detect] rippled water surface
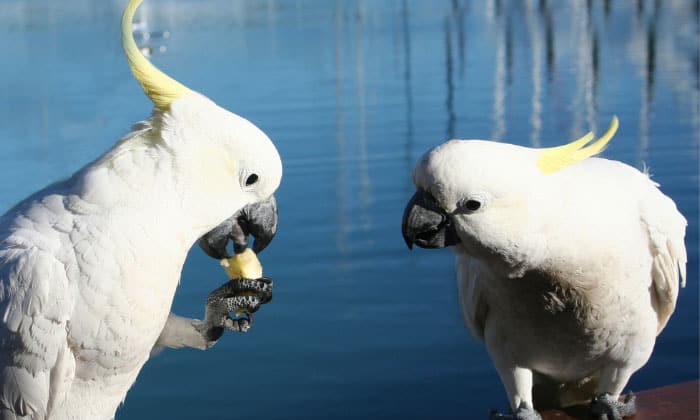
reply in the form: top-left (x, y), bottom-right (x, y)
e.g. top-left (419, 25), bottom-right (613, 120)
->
top-left (0, 0), bottom-right (698, 418)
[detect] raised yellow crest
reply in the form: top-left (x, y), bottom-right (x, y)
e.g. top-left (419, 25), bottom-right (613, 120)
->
top-left (537, 116), bottom-right (619, 174)
top-left (121, 0), bottom-right (193, 109)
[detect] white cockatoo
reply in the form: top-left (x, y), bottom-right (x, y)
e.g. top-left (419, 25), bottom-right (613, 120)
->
top-left (402, 117), bottom-right (687, 420)
top-left (0, 0), bottom-right (282, 418)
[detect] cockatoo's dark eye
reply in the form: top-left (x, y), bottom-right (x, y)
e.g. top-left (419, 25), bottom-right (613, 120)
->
top-left (464, 199), bottom-right (481, 211)
top-left (245, 174), bottom-right (259, 187)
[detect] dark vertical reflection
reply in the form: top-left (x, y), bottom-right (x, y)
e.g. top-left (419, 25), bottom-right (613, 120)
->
top-left (401, 0), bottom-right (414, 173)
top-left (603, 0), bottom-right (612, 18)
top-left (586, 2), bottom-right (596, 131)
top-left (646, 20), bottom-right (656, 104)
top-left (506, 16), bottom-right (513, 85)
top-left (637, 4), bottom-right (658, 167)
top-left (333, 1), bottom-right (348, 254)
top-left (495, 0), bottom-right (502, 18)
top-left (451, 0), bottom-right (467, 77)
top-left (637, 0), bottom-right (645, 18)
top-left (543, 1), bottom-right (555, 82)
top-left (492, 3), bottom-right (507, 140)
top-left (354, 1), bottom-right (371, 215)
top-left (696, 0), bottom-right (700, 92)
top-left (445, 17), bottom-right (456, 140)
top-left (592, 30), bottom-right (599, 96)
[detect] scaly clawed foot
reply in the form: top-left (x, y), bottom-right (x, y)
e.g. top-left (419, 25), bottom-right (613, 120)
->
top-left (194, 277), bottom-right (273, 343)
top-left (589, 392), bottom-right (636, 420)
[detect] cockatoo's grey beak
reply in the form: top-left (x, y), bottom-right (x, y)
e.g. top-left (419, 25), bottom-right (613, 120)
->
top-left (198, 195), bottom-right (278, 259)
top-left (402, 189), bottom-right (459, 250)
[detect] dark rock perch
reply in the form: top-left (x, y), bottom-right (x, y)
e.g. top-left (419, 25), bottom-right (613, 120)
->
top-left (540, 380), bottom-right (699, 420)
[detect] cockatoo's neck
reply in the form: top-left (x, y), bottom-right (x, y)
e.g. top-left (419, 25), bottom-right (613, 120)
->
top-left (74, 120), bottom-right (231, 253)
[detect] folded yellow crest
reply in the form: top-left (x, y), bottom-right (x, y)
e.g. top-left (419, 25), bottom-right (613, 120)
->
top-left (121, 0), bottom-right (193, 109)
top-left (537, 116), bottom-right (619, 174)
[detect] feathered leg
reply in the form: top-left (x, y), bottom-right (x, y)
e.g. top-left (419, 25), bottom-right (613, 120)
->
top-left (484, 328), bottom-right (542, 420)
top-left (589, 365), bottom-right (636, 420)
top-left (155, 277), bottom-right (272, 350)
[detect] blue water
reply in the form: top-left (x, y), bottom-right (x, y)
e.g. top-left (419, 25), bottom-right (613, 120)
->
top-left (0, 0), bottom-right (697, 418)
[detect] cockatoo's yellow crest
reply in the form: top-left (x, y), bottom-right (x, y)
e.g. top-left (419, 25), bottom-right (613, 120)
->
top-left (121, 0), bottom-right (193, 109)
top-left (537, 116), bottom-right (619, 174)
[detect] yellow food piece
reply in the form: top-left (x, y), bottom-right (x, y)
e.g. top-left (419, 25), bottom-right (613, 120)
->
top-left (220, 248), bottom-right (263, 279)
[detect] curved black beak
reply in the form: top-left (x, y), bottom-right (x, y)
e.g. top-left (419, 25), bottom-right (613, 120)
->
top-left (198, 195), bottom-right (278, 259)
top-left (401, 189), bottom-right (459, 249)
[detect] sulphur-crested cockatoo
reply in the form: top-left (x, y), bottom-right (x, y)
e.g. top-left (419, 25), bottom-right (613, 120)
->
top-left (0, 0), bottom-right (282, 418)
top-left (402, 117), bottom-right (687, 420)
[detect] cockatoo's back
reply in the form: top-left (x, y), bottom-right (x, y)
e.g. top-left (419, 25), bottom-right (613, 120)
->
top-left (544, 158), bottom-right (686, 332)
top-left (456, 155), bottom-right (686, 341)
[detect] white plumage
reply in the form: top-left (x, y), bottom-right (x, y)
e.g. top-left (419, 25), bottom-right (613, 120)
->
top-left (0, 0), bottom-right (282, 418)
top-left (402, 121), bottom-right (686, 418)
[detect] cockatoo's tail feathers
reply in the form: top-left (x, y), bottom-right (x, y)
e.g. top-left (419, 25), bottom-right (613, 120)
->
top-left (121, 0), bottom-right (193, 109)
top-left (537, 116), bottom-right (619, 174)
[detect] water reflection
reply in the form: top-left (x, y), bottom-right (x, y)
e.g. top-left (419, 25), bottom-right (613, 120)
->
top-left (401, 0), bottom-right (414, 180)
top-left (0, 1), bottom-right (697, 419)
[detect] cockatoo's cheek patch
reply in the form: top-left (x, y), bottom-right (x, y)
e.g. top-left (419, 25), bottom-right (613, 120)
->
top-left (198, 194), bottom-right (278, 259)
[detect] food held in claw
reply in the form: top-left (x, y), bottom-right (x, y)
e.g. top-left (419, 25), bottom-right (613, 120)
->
top-left (221, 248), bottom-right (264, 280)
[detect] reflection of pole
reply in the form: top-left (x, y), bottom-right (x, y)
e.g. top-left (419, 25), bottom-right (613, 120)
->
top-left (526, 0), bottom-right (542, 147)
top-left (572, 0), bottom-right (596, 138)
top-left (491, 7), bottom-right (506, 140)
top-left (445, 17), bottom-right (456, 140)
top-left (452, 0), bottom-right (467, 77)
top-left (506, 17), bottom-right (513, 86)
top-left (333, 1), bottom-right (348, 254)
top-left (645, 20), bottom-right (656, 105)
top-left (401, 0), bottom-right (414, 177)
top-left (355, 1), bottom-right (372, 217)
top-left (542, 0), bottom-right (555, 82)
top-left (638, 19), bottom-right (656, 167)
top-left (695, 0), bottom-right (700, 147)
top-left (603, 0), bottom-right (612, 18)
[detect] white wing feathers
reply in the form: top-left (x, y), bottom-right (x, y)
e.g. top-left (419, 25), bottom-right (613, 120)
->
top-left (640, 186), bottom-right (687, 334)
top-left (0, 246), bottom-right (74, 419)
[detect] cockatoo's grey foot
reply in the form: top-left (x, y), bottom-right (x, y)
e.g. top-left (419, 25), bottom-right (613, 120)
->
top-left (489, 407), bottom-right (542, 420)
top-left (589, 392), bottom-right (636, 420)
top-left (196, 277), bottom-right (273, 342)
